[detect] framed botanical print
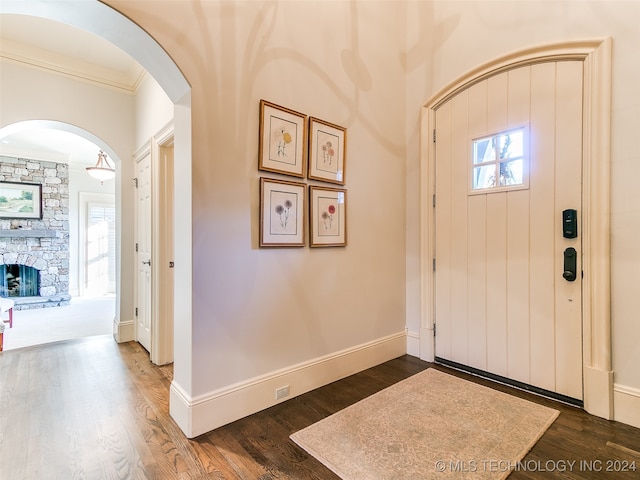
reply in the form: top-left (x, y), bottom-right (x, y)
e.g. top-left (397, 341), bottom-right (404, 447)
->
top-left (258, 100), bottom-right (307, 178)
top-left (309, 185), bottom-right (347, 247)
top-left (259, 177), bottom-right (306, 247)
top-left (308, 117), bottom-right (346, 185)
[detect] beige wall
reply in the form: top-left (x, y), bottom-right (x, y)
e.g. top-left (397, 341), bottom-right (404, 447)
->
top-left (4, 0), bottom-right (637, 432)
top-left (109, 0), bottom-right (640, 429)
top-left (108, 0), bottom-right (409, 398)
top-left (404, 0), bottom-right (640, 423)
top-left (134, 73), bottom-right (174, 150)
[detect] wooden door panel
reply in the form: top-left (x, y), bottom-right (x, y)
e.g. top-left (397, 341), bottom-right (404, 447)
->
top-left (485, 191), bottom-right (508, 377)
top-left (505, 66), bottom-right (533, 385)
top-left (529, 62), bottom-right (558, 392)
top-left (487, 73), bottom-right (508, 133)
top-left (450, 92), bottom-right (470, 365)
top-left (506, 189), bottom-right (531, 384)
top-left (466, 195), bottom-right (487, 371)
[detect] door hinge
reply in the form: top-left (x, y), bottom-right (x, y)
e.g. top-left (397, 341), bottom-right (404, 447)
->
top-left (135, 243), bottom-right (138, 252)
top-left (432, 194), bottom-right (436, 208)
top-left (433, 258), bottom-right (436, 272)
top-left (433, 323), bottom-right (436, 337)
top-left (433, 129), bottom-right (436, 143)
top-left (135, 307), bottom-right (138, 317)
top-left (132, 177), bottom-right (138, 188)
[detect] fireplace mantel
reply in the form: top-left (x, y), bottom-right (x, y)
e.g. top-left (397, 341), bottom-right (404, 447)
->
top-left (0, 230), bottom-right (57, 238)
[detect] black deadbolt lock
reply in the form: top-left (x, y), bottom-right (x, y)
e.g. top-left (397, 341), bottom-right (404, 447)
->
top-left (563, 247), bottom-right (577, 282)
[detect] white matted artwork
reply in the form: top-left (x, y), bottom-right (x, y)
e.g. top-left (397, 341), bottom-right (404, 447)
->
top-left (258, 100), bottom-right (307, 178)
top-left (260, 177), bottom-right (306, 247)
top-left (308, 117), bottom-right (346, 185)
top-left (0, 181), bottom-right (42, 219)
top-left (309, 185), bottom-right (347, 247)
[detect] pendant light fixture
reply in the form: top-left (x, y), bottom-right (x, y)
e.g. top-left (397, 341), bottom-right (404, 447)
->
top-left (86, 150), bottom-right (115, 183)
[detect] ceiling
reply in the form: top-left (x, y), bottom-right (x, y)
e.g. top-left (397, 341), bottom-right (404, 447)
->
top-left (0, 14), bottom-right (145, 166)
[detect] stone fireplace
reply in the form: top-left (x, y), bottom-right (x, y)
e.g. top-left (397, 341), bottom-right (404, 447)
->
top-left (0, 156), bottom-right (71, 309)
top-left (1, 264), bottom-right (40, 297)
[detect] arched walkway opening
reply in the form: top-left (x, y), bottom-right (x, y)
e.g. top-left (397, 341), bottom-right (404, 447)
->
top-left (0, 0), bottom-right (193, 412)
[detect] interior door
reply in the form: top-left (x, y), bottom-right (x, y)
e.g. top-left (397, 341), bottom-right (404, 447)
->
top-left (434, 62), bottom-right (583, 401)
top-left (136, 153), bottom-right (152, 352)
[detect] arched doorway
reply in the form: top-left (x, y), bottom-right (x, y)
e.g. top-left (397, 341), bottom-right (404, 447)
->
top-left (0, 119), bottom-right (117, 314)
top-left (0, 1), bottom-right (192, 368)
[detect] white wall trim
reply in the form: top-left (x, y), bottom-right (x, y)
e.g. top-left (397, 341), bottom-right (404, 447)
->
top-left (133, 141), bottom-right (152, 163)
top-left (427, 39), bottom-right (610, 110)
top-left (613, 384), bottom-right (640, 429)
top-left (580, 37), bottom-right (614, 419)
top-left (154, 120), bottom-right (175, 146)
top-left (113, 318), bottom-right (134, 343)
top-left (130, 126), bottom-right (175, 366)
top-left (170, 331), bottom-right (407, 438)
top-left (0, 47), bottom-right (145, 95)
top-left (419, 104), bottom-right (435, 363)
top-left (614, 383), bottom-right (640, 397)
top-left (0, 1), bottom-right (189, 104)
top-left (150, 126), bottom-right (175, 366)
top-left (406, 329), bottom-right (420, 357)
top-left (584, 365), bottom-right (614, 421)
top-left (419, 38), bottom-right (613, 419)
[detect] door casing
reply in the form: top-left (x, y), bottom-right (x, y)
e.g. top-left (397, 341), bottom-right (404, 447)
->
top-left (133, 123), bottom-right (176, 365)
top-left (419, 39), bottom-right (613, 419)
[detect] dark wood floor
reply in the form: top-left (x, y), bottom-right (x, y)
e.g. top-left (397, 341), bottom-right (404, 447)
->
top-left (1, 335), bottom-right (638, 479)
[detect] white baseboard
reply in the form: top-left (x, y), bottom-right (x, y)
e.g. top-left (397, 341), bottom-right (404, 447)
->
top-left (613, 383), bottom-right (640, 429)
top-left (113, 318), bottom-right (134, 343)
top-left (170, 330), bottom-right (407, 438)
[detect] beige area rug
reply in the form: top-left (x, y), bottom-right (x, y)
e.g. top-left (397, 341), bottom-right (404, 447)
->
top-left (290, 369), bottom-right (559, 480)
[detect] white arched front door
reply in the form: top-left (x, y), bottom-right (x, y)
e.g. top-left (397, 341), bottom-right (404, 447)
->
top-left (421, 39), bottom-right (614, 420)
top-left (433, 62), bottom-right (583, 402)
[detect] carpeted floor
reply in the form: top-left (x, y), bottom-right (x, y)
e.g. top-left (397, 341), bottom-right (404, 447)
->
top-left (291, 368), bottom-right (559, 480)
top-left (1, 296), bottom-right (114, 350)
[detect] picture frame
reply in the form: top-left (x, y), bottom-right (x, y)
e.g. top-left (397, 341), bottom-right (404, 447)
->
top-left (308, 117), bottom-right (347, 185)
top-left (309, 185), bottom-right (347, 247)
top-left (260, 177), bottom-right (306, 247)
top-left (258, 99), bottom-right (307, 178)
top-left (0, 181), bottom-right (43, 219)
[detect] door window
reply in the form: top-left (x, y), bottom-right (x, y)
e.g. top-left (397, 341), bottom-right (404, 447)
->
top-left (471, 127), bottom-right (527, 192)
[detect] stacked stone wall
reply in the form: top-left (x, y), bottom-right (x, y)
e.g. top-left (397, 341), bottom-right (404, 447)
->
top-left (0, 156), bottom-right (70, 308)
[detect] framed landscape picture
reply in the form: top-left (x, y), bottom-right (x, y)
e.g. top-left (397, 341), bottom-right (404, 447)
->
top-left (308, 117), bottom-right (346, 185)
top-left (309, 185), bottom-right (347, 247)
top-left (0, 181), bottom-right (43, 219)
top-left (259, 177), bottom-right (306, 247)
top-left (258, 100), bottom-right (307, 178)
